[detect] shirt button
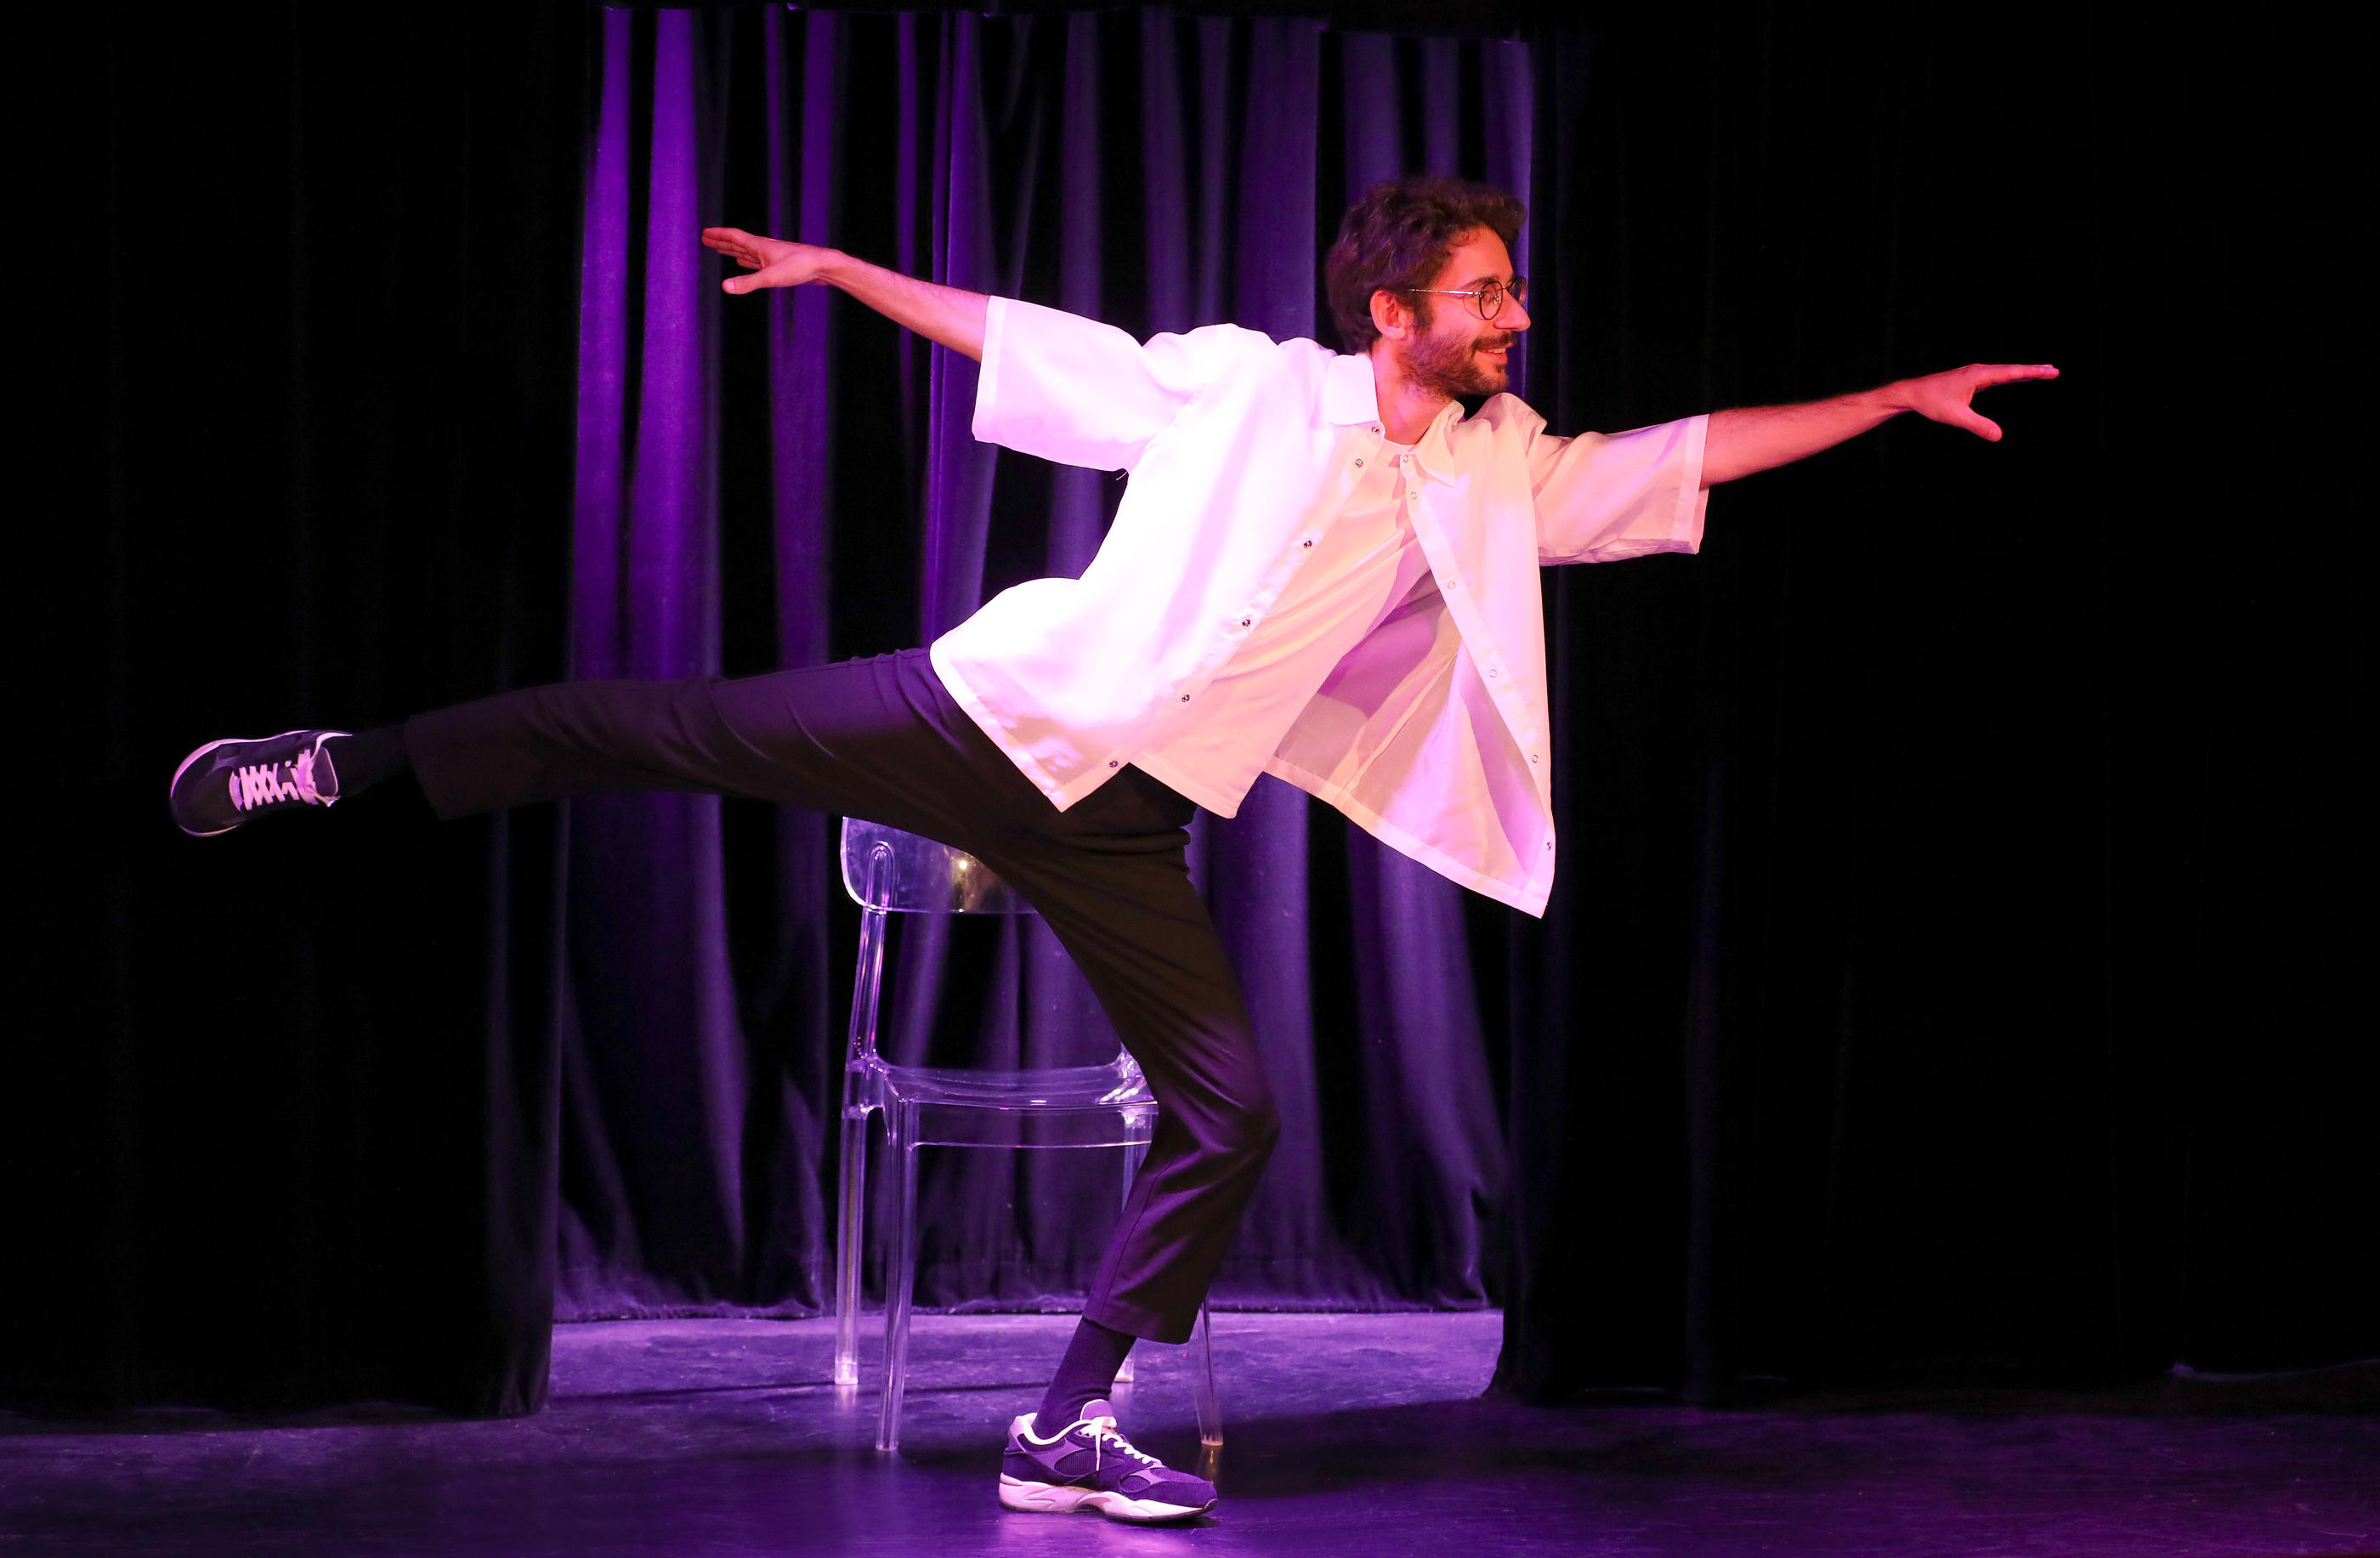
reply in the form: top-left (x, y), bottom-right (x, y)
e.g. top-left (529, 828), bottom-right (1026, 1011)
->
top-left (1487, 668), bottom-right (1499, 677)
top-left (1180, 694), bottom-right (1191, 702)
top-left (1302, 538), bottom-right (1314, 548)
top-left (1544, 841), bottom-right (1554, 851)
top-left (1530, 754), bottom-right (1541, 764)
top-left (1353, 458), bottom-right (1364, 467)
top-left (1108, 760), bottom-right (1120, 768)
top-left (1241, 618), bottom-right (1252, 626)
top-left (1371, 425), bottom-right (1381, 434)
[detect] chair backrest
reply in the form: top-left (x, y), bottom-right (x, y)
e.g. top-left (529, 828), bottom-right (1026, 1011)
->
top-left (840, 817), bottom-right (1028, 916)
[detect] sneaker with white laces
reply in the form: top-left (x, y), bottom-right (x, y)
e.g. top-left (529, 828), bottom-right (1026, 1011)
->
top-left (998, 1399), bottom-right (1216, 1525)
top-left (169, 729), bottom-right (350, 836)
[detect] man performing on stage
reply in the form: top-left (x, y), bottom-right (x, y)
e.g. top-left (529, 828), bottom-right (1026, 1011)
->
top-left (169, 177), bottom-right (2053, 1526)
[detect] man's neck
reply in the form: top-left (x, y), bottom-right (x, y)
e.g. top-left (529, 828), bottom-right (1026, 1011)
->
top-left (1368, 344), bottom-right (1454, 445)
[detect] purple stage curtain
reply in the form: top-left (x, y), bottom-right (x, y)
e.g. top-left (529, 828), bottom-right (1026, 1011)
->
top-left (555, 7), bottom-right (1533, 1323)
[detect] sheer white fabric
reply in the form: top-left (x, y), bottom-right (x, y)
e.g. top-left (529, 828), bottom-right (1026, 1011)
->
top-left (1131, 439), bottom-right (1435, 819)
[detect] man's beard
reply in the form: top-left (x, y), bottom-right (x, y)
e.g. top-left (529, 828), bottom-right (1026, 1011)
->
top-left (1402, 326), bottom-right (1515, 399)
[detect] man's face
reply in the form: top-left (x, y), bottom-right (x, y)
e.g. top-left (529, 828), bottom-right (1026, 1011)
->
top-left (1386, 227), bottom-right (1530, 399)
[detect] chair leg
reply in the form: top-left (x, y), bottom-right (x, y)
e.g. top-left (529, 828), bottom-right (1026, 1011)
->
top-left (832, 1105), bottom-right (870, 1389)
top-left (1191, 1299), bottom-right (1222, 1449)
top-left (876, 1120), bottom-right (921, 1453)
top-left (838, 898), bottom-right (891, 1392)
top-left (1114, 1135), bottom-right (1148, 1385)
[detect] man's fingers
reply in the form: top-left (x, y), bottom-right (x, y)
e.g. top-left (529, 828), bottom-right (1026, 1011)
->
top-left (1972, 363), bottom-right (2059, 388)
top-left (701, 226), bottom-right (772, 269)
top-left (1911, 364), bottom-right (2047, 439)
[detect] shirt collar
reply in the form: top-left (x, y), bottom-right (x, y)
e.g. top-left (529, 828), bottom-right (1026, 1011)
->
top-left (1412, 399), bottom-right (1465, 482)
top-left (1326, 351), bottom-right (1466, 479)
top-left (1323, 352), bottom-right (1381, 425)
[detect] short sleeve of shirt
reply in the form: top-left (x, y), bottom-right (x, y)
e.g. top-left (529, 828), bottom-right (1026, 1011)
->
top-left (1527, 412), bottom-right (1710, 564)
top-left (973, 297), bottom-right (1268, 473)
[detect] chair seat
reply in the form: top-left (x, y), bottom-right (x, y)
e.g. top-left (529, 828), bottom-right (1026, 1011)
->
top-left (862, 1057), bottom-right (1157, 1149)
top-left (869, 1056), bottom-right (1152, 1108)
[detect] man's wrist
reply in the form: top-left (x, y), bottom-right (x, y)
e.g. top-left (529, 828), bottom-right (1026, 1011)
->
top-left (1867, 380), bottom-right (1915, 417)
top-left (813, 248), bottom-right (864, 290)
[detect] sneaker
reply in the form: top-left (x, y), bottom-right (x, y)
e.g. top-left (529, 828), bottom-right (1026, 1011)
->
top-left (997, 1400), bottom-right (1216, 1525)
top-left (169, 729), bottom-right (350, 836)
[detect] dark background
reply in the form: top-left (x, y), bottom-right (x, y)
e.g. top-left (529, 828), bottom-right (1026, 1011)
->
top-left (11, 1), bottom-right (2372, 1414)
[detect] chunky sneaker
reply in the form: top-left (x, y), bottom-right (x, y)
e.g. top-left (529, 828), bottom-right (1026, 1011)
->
top-left (169, 729), bottom-right (350, 836)
top-left (998, 1400), bottom-right (1216, 1525)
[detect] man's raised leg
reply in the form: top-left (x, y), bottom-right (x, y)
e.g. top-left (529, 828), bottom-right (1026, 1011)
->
top-left (168, 651), bottom-right (998, 841)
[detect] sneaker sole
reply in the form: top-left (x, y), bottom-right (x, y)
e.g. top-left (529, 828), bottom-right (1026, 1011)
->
top-left (998, 1475), bottom-right (1210, 1525)
top-left (168, 728), bottom-right (347, 837)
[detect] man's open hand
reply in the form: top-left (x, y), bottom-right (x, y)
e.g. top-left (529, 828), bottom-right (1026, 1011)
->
top-left (1899, 363), bottom-right (2060, 442)
top-left (701, 227), bottom-right (833, 295)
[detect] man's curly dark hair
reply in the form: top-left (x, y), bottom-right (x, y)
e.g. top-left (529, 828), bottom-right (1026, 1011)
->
top-left (1323, 175), bottom-right (1526, 354)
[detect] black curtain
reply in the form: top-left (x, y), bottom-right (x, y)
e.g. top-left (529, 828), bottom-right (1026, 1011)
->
top-left (14, 6), bottom-right (587, 1414)
top-left (1493, 6), bottom-right (2375, 1402)
top-left (12, 2), bottom-right (2371, 1418)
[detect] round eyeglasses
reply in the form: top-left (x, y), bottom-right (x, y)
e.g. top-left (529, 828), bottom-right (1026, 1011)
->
top-left (1402, 276), bottom-right (1528, 320)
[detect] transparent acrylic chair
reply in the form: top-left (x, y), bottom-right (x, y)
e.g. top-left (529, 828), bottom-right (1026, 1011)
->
top-left (833, 817), bottom-right (1223, 1455)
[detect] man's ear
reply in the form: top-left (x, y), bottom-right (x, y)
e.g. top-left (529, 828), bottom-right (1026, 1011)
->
top-left (1368, 288), bottom-right (1410, 341)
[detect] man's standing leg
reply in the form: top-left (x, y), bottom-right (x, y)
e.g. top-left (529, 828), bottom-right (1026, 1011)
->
top-left (981, 790), bottom-right (1280, 1351)
top-left (950, 765), bottom-right (1277, 1525)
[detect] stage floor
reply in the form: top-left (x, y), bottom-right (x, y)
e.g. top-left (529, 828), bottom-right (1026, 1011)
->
top-left (4, 1311), bottom-right (2376, 1555)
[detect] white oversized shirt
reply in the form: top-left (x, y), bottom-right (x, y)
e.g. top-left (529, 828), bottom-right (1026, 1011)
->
top-left (930, 297), bottom-right (1708, 915)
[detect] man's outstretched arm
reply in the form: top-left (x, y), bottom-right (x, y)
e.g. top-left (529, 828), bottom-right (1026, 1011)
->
top-left (1700, 363), bottom-right (2058, 487)
top-left (702, 226), bottom-right (988, 361)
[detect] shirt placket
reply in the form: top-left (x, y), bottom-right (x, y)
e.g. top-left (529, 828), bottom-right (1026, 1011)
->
top-left (1164, 423), bottom-right (1380, 731)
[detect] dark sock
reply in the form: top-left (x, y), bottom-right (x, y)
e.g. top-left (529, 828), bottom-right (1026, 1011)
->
top-left (1034, 1317), bottom-right (1136, 1434)
top-left (325, 724), bottom-right (411, 799)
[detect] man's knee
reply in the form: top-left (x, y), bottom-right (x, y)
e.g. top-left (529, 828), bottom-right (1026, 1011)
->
top-left (1215, 1091), bottom-right (1281, 1170)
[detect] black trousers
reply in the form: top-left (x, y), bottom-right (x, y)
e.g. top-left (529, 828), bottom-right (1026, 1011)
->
top-left (406, 649), bottom-right (1278, 1345)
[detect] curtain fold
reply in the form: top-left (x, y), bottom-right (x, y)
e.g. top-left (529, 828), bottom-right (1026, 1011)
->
top-left (558, 5), bottom-right (1525, 1323)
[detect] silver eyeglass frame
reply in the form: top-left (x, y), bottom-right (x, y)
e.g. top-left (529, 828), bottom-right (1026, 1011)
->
top-left (1399, 277), bottom-right (1529, 320)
